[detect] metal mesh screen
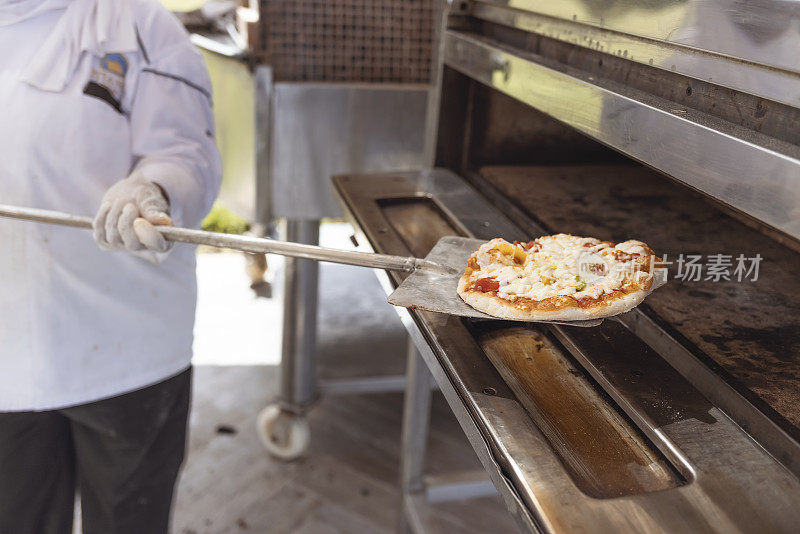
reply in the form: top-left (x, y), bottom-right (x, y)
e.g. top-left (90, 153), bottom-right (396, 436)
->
top-left (258, 0), bottom-right (436, 83)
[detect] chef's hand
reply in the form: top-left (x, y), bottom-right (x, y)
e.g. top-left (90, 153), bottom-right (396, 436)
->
top-left (93, 172), bottom-right (173, 256)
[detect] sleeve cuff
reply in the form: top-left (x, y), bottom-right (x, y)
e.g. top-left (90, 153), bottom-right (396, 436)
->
top-left (133, 160), bottom-right (203, 229)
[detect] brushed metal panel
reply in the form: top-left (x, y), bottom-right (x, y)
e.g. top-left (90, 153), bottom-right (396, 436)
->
top-left (470, 1), bottom-right (800, 109)
top-left (476, 0), bottom-right (800, 80)
top-left (269, 83), bottom-right (429, 219)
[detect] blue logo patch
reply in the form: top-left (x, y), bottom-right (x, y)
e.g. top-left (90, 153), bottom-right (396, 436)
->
top-left (101, 54), bottom-right (128, 77)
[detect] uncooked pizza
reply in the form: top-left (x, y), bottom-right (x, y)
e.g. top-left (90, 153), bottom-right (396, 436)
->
top-left (457, 234), bottom-right (664, 321)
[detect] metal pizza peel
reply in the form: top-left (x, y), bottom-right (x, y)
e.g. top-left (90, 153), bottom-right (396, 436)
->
top-left (386, 236), bottom-right (603, 327)
top-left (0, 205), bottom-right (602, 326)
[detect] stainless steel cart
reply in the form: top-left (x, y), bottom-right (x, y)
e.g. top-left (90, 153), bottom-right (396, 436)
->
top-left (250, 0), bottom-right (444, 459)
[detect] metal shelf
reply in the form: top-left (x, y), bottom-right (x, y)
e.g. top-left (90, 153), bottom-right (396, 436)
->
top-left (334, 169), bottom-right (800, 534)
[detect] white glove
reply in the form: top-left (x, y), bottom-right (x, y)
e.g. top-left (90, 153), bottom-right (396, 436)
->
top-left (93, 172), bottom-right (173, 257)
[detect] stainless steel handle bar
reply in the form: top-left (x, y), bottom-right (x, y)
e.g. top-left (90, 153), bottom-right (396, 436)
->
top-left (0, 204), bottom-right (452, 274)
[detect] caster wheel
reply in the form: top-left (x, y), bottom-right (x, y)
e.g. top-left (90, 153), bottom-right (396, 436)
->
top-left (256, 404), bottom-right (310, 461)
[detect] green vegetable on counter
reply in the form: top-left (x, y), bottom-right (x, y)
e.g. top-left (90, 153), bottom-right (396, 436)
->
top-left (201, 203), bottom-right (251, 235)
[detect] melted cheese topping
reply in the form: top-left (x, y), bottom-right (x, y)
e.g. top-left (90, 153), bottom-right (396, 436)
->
top-left (472, 234), bottom-right (652, 301)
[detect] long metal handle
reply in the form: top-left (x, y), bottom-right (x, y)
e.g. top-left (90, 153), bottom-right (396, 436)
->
top-left (0, 204), bottom-right (450, 274)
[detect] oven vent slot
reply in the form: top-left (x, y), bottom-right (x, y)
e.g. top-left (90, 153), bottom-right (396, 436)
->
top-left (377, 197), bottom-right (466, 258)
top-left (477, 325), bottom-right (685, 498)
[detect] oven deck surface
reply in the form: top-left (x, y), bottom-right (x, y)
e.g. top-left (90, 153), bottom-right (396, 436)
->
top-left (477, 164), bottom-right (800, 437)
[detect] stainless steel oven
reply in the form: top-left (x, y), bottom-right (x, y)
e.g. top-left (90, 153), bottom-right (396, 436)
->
top-left (334, 1), bottom-right (800, 531)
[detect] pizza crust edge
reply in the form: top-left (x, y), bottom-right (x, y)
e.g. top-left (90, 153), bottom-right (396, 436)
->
top-left (457, 275), bottom-right (652, 321)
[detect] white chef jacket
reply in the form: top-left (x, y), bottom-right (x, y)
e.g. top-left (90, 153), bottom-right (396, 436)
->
top-left (0, 0), bottom-right (221, 411)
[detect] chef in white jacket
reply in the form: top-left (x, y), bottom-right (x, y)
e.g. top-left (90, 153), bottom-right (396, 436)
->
top-left (0, 1), bottom-right (221, 533)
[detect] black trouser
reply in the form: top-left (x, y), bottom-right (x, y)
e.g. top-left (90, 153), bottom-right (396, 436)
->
top-left (0, 368), bottom-right (192, 534)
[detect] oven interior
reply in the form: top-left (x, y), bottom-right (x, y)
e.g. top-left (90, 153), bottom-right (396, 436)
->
top-left (336, 71), bottom-right (800, 509)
